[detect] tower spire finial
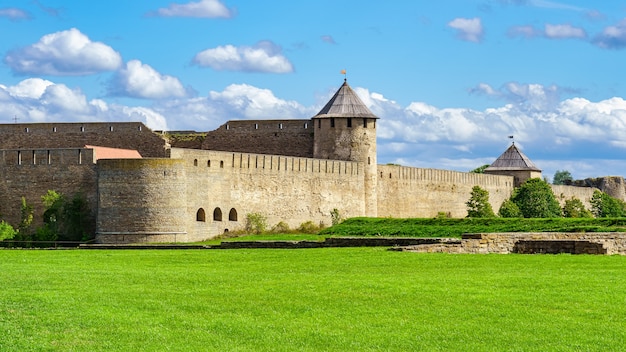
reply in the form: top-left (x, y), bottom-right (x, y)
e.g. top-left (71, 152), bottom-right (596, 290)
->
top-left (340, 69), bottom-right (347, 82)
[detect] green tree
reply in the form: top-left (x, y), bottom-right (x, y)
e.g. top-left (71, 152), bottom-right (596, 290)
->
top-left (498, 199), bottom-right (522, 218)
top-left (470, 164), bottom-right (490, 173)
top-left (553, 170), bottom-right (573, 185)
top-left (511, 178), bottom-right (562, 218)
top-left (15, 197), bottom-right (34, 241)
top-left (38, 190), bottom-right (64, 241)
top-left (562, 197), bottom-right (593, 218)
top-left (0, 220), bottom-right (16, 241)
top-left (590, 190), bottom-right (625, 218)
top-left (61, 193), bottom-right (93, 241)
top-left (466, 186), bottom-right (495, 218)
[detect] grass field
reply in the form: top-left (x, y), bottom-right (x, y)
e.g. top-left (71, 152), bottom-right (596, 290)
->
top-left (1, 248), bottom-right (625, 351)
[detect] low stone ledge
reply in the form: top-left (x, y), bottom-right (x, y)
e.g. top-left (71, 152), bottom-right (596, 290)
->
top-left (513, 240), bottom-right (606, 255)
top-left (403, 233), bottom-right (626, 255)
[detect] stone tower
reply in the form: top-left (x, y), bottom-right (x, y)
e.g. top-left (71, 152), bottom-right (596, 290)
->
top-left (484, 143), bottom-right (542, 187)
top-left (312, 79), bottom-right (379, 216)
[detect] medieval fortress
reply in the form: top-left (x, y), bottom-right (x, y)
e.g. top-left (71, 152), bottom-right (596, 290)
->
top-left (0, 80), bottom-right (623, 243)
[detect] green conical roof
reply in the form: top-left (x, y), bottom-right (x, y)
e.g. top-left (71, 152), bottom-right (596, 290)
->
top-left (313, 80), bottom-right (378, 119)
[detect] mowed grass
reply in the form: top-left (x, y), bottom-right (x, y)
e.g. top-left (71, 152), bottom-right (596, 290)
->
top-left (1, 249), bottom-right (625, 351)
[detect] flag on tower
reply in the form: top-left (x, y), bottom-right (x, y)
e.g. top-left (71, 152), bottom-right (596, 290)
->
top-left (340, 69), bottom-right (346, 74)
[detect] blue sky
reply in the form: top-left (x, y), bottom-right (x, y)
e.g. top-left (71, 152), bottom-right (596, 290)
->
top-left (1, 0), bottom-right (626, 181)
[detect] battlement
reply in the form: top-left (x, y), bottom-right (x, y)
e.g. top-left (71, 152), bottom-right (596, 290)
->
top-left (170, 148), bottom-right (362, 176)
top-left (216, 119), bottom-right (312, 131)
top-left (0, 122), bottom-right (148, 134)
top-left (202, 120), bottom-right (314, 158)
top-left (378, 164), bottom-right (514, 188)
top-left (0, 148), bottom-right (95, 166)
top-left (0, 122), bottom-right (168, 158)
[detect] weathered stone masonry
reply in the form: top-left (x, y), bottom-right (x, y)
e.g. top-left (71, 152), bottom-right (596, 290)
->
top-left (0, 80), bottom-right (621, 243)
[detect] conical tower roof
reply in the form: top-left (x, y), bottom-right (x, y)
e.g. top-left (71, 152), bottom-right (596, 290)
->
top-left (313, 80), bottom-right (379, 119)
top-left (485, 143), bottom-right (541, 172)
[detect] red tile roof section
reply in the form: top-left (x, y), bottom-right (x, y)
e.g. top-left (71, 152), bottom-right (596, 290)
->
top-left (85, 145), bottom-right (142, 160)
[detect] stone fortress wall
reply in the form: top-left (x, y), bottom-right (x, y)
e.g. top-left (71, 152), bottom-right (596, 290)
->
top-left (0, 120), bottom-right (619, 243)
top-left (0, 147), bottom-right (98, 232)
top-left (0, 122), bottom-right (169, 158)
top-left (201, 120), bottom-right (314, 157)
top-left (0, 81), bottom-right (624, 243)
top-left (377, 164), bottom-right (515, 218)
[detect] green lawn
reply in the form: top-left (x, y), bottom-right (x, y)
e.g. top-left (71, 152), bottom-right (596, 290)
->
top-left (1, 248), bottom-right (625, 351)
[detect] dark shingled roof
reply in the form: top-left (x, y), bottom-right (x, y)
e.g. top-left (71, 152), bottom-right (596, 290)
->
top-left (313, 80), bottom-right (379, 119)
top-left (485, 143), bottom-right (541, 172)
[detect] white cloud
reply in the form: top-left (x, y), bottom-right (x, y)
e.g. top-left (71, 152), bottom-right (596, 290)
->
top-left (508, 24), bottom-right (586, 40)
top-left (470, 82), bottom-right (564, 111)
top-left (544, 24), bottom-right (586, 39)
top-left (7, 78), bottom-right (54, 99)
top-left (0, 7), bottom-right (31, 21)
top-left (593, 19), bottom-right (626, 49)
top-left (192, 41), bottom-right (294, 73)
top-left (208, 83), bottom-right (308, 119)
top-left (0, 79), bottom-right (167, 130)
top-left (148, 0), bottom-right (233, 18)
top-left (109, 60), bottom-right (187, 99)
top-left (41, 84), bottom-right (89, 113)
top-left (3, 28), bottom-right (122, 75)
top-left (447, 17), bottom-right (484, 42)
top-left (122, 107), bottom-right (168, 131)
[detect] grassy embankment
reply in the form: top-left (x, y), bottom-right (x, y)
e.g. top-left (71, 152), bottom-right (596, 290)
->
top-left (1, 248), bottom-right (625, 351)
top-left (318, 217), bottom-right (626, 238)
top-left (214, 217), bottom-right (626, 242)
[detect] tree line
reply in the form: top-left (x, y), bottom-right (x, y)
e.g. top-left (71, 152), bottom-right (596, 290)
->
top-left (466, 178), bottom-right (626, 218)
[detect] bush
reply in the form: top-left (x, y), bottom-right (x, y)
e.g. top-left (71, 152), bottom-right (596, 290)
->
top-left (466, 186), bottom-right (495, 218)
top-left (245, 213), bottom-right (268, 234)
top-left (563, 197), bottom-right (593, 218)
top-left (271, 221), bottom-right (291, 234)
top-left (590, 190), bottom-right (626, 218)
top-left (0, 220), bottom-right (16, 241)
top-left (330, 208), bottom-right (343, 225)
top-left (499, 199), bottom-right (522, 218)
top-left (511, 178), bottom-right (562, 218)
top-left (297, 221), bottom-right (321, 234)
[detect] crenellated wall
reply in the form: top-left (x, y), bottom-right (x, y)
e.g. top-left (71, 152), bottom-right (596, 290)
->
top-left (0, 122), bottom-right (169, 157)
top-left (0, 148), bottom-right (98, 230)
top-left (377, 165), bottom-right (515, 218)
top-left (4, 121), bottom-right (626, 244)
top-left (167, 148), bottom-right (365, 241)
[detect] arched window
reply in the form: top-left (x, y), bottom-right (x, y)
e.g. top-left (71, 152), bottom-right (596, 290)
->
top-left (194, 159), bottom-right (198, 166)
top-left (213, 207), bottom-right (222, 221)
top-left (220, 161), bottom-right (224, 168)
top-left (207, 160), bottom-right (211, 167)
top-left (229, 208), bottom-right (238, 221)
top-left (196, 208), bottom-right (206, 222)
